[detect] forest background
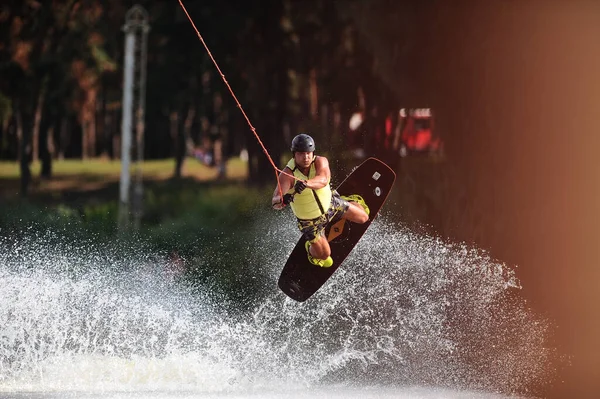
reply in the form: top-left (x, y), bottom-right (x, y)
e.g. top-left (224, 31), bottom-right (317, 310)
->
top-left (1, 1), bottom-right (599, 398)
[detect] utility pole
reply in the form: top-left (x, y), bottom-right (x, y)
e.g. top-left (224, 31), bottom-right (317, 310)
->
top-left (119, 5), bottom-right (150, 231)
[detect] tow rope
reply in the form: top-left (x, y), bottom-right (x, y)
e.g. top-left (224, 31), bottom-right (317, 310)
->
top-left (177, 0), bottom-right (296, 201)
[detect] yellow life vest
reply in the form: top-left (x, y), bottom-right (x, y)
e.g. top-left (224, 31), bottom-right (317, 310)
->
top-left (286, 157), bottom-right (332, 220)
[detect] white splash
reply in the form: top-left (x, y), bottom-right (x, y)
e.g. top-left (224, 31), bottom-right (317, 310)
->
top-left (0, 215), bottom-right (554, 397)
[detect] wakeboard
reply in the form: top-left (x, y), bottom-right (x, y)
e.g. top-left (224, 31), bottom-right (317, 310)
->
top-left (278, 157), bottom-right (396, 302)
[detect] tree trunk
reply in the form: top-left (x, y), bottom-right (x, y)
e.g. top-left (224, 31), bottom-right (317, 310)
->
top-left (88, 95), bottom-right (96, 157)
top-left (171, 111), bottom-right (185, 178)
top-left (58, 116), bottom-right (69, 160)
top-left (97, 89), bottom-right (108, 158)
top-left (81, 99), bottom-right (95, 159)
top-left (183, 104), bottom-right (195, 156)
top-left (32, 88), bottom-right (45, 162)
top-left (2, 113), bottom-right (15, 159)
top-left (17, 108), bottom-right (32, 197)
top-left (40, 109), bottom-right (53, 179)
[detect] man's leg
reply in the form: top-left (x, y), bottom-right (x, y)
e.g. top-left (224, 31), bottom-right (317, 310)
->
top-left (343, 201), bottom-right (369, 224)
top-left (338, 194), bottom-right (369, 224)
top-left (307, 235), bottom-right (331, 259)
top-left (299, 218), bottom-right (334, 268)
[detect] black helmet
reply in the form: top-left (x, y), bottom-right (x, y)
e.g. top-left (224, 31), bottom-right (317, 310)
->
top-left (291, 134), bottom-right (315, 152)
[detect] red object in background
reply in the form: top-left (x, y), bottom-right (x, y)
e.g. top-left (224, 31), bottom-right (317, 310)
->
top-left (384, 115), bottom-right (393, 149)
top-left (399, 108), bottom-right (441, 154)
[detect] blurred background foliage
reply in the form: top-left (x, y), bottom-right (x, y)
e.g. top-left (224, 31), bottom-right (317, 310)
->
top-left (1, 2), bottom-right (600, 396)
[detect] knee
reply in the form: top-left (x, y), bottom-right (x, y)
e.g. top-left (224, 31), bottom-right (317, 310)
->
top-left (347, 203), bottom-right (369, 224)
top-left (357, 212), bottom-right (369, 224)
top-left (353, 205), bottom-right (369, 224)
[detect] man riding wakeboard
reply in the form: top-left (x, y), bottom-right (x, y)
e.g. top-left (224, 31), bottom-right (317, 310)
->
top-left (271, 133), bottom-right (370, 267)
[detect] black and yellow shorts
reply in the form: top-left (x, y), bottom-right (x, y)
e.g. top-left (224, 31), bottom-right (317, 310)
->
top-left (296, 191), bottom-right (350, 243)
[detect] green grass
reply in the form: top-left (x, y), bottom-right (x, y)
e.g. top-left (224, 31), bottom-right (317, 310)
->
top-left (0, 157), bottom-right (248, 179)
top-left (0, 156), bottom-right (257, 241)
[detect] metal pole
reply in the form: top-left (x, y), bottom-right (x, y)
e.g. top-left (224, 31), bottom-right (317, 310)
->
top-left (119, 5), bottom-right (149, 231)
top-left (118, 31), bottom-right (135, 230)
top-left (133, 15), bottom-right (149, 230)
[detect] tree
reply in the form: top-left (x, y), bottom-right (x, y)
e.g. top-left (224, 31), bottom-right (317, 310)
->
top-left (0, 0), bottom-right (116, 194)
top-left (3, 0), bottom-right (55, 196)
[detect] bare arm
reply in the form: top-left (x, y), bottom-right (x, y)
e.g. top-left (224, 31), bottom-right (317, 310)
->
top-left (271, 167), bottom-right (295, 210)
top-left (305, 156), bottom-right (330, 190)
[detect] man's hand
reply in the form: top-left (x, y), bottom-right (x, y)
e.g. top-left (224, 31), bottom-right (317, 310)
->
top-left (282, 193), bottom-right (294, 205)
top-left (272, 193), bottom-right (293, 210)
top-left (294, 179), bottom-right (307, 194)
